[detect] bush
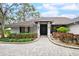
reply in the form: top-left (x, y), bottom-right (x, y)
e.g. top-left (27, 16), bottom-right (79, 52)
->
top-left (57, 27), bottom-right (69, 33)
top-left (4, 28), bottom-right (11, 37)
top-left (0, 38), bottom-right (32, 42)
top-left (0, 38), bottom-right (10, 42)
top-left (52, 32), bottom-right (79, 45)
top-left (0, 32), bottom-right (37, 42)
top-left (17, 38), bottom-right (32, 42)
top-left (8, 33), bottom-right (37, 39)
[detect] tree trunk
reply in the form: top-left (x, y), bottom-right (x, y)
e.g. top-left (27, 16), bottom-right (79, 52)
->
top-left (1, 15), bottom-right (5, 38)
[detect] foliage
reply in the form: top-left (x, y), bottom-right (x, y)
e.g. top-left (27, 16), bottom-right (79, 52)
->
top-left (16, 3), bottom-right (40, 21)
top-left (0, 3), bottom-right (20, 37)
top-left (4, 28), bottom-right (11, 37)
top-left (0, 3), bottom-right (40, 37)
top-left (16, 38), bottom-right (32, 42)
top-left (52, 32), bottom-right (79, 45)
top-left (57, 27), bottom-right (69, 33)
top-left (8, 33), bottom-right (37, 39)
top-left (0, 32), bottom-right (36, 42)
top-left (0, 38), bottom-right (32, 42)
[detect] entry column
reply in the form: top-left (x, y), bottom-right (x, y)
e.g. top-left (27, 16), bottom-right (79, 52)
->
top-left (48, 22), bottom-right (51, 37)
top-left (37, 22), bottom-right (40, 38)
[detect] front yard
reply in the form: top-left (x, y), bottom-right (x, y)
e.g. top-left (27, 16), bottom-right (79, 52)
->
top-left (0, 38), bottom-right (32, 42)
top-left (0, 32), bottom-right (37, 43)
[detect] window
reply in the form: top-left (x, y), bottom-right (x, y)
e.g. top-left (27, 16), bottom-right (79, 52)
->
top-left (20, 27), bottom-right (25, 33)
top-left (27, 27), bottom-right (30, 33)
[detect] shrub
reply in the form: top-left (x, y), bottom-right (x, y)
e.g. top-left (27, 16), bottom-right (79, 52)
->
top-left (0, 38), bottom-right (8, 42)
top-left (0, 38), bottom-right (32, 42)
top-left (52, 32), bottom-right (79, 45)
top-left (17, 38), bottom-right (32, 42)
top-left (57, 27), bottom-right (69, 33)
top-left (4, 28), bottom-right (11, 37)
top-left (8, 33), bottom-right (37, 39)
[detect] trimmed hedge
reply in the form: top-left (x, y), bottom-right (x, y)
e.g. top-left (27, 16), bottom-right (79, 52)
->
top-left (8, 33), bottom-right (37, 39)
top-left (0, 38), bottom-right (32, 42)
top-left (0, 33), bottom-right (37, 42)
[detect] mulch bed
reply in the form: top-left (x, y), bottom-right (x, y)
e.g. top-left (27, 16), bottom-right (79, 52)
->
top-left (52, 32), bottom-right (79, 46)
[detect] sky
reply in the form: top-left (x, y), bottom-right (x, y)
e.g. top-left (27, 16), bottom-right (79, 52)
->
top-left (32, 3), bottom-right (79, 18)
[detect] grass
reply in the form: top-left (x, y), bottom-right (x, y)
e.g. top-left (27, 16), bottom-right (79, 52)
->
top-left (0, 38), bottom-right (33, 42)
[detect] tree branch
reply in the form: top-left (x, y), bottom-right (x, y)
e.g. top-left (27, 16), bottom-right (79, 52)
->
top-left (0, 4), bottom-right (4, 16)
top-left (4, 4), bottom-right (15, 15)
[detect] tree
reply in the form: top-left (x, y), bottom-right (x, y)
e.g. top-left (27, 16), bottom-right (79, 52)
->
top-left (0, 3), bottom-right (19, 37)
top-left (16, 3), bottom-right (40, 21)
top-left (0, 3), bottom-right (40, 37)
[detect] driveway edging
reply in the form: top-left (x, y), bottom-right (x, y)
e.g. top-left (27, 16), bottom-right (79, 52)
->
top-left (48, 36), bottom-right (79, 49)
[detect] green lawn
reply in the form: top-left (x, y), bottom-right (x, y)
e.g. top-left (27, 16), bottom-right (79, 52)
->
top-left (0, 38), bottom-right (33, 42)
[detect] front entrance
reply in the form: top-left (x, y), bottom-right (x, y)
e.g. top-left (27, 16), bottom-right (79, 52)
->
top-left (40, 24), bottom-right (47, 35)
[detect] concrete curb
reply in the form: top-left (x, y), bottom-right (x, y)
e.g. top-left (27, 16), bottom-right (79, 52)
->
top-left (0, 38), bottom-right (39, 44)
top-left (48, 37), bottom-right (79, 49)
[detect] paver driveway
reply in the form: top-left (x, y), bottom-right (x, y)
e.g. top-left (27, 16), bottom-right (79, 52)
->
top-left (0, 36), bottom-right (79, 56)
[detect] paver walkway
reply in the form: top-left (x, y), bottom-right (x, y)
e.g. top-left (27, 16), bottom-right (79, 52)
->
top-left (0, 36), bottom-right (79, 56)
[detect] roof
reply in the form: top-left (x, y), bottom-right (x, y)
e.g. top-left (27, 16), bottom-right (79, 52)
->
top-left (51, 17), bottom-right (74, 25)
top-left (7, 21), bottom-right (35, 27)
top-left (6, 17), bottom-right (78, 27)
top-left (35, 17), bottom-right (53, 22)
top-left (72, 17), bottom-right (79, 23)
top-left (35, 17), bottom-right (74, 25)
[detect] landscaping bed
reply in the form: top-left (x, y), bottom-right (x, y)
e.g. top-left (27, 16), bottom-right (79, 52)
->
top-left (52, 32), bottom-right (79, 46)
top-left (0, 33), bottom-right (37, 43)
top-left (8, 33), bottom-right (37, 39)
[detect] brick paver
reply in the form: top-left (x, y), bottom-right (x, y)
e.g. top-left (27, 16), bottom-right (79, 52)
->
top-left (0, 36), bottom-right (79, 56)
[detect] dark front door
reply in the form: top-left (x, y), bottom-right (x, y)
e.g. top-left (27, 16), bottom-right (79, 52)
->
top-left (40, 24), bottom-right (47, 35)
